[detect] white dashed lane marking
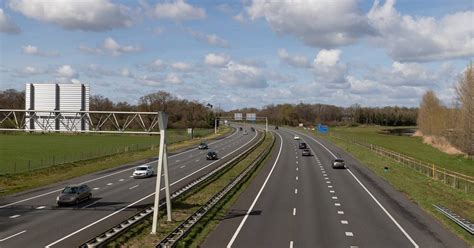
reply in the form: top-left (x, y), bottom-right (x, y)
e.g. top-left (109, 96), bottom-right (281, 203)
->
top-left (129, 185), bottom-right (139, 190)
top-left (93, 188), bottom-right (99, 190)
top-left (296, 176), bottom-right (298, 181)
top-left (36, 206), bottom-right (46, 210)
top-left (119, 179), bottom-right (124, 182)
top-left (338, 211), bottom-right (344, 215)
top-left (295, 189), bottom-right (298, 194)
top-left (289, 241), bottom-right (294, 248)
top-left (9, 215), bottom-right (20, 219)
top-left (332, 196), bottom-right (338, 199)
top-left (330, 190), bottom-right (335, 193)
top-left (293, 208), bottom-right (296, 216)
top-left (180, 165), bottom-right (186, 169)
top-left (335, 203), bottom-right (341, 206)
top-left (328, 185), bottom-right (333, 188)
top-left (345, 232), bottom-right (354, 237)
top-left (341, 220), bottom-right (349, 224)
top-left (106, 183), bottom-right (113, 186)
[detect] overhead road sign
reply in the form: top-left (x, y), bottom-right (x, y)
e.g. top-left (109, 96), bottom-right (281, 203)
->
top-left (234, 113), bottom-right (243, 121)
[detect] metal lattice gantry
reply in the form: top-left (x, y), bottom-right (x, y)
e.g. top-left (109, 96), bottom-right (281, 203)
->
top-left (0, 109), bottom-right (161, 134)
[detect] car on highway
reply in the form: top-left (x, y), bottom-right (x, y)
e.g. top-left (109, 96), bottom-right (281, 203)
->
top-left (243, 130), bottom-right (248, 135)
top-left (133, 164), bottom-right (154, 178)
top-left (198, 142), bottom-right (208, 149)
top-left (294, 136), bottom-right (300, 140)
top-left (57, 184), bottom-right (91, 206)
top-left (299, 142), bottom-right (307, 149)
top-left (332, 158), bottom-right (345, 169)
top-left (206, 151), bottom-right (218, 160)
top-left (274, 126), bottom-right (279, 130)
top-left (239, 127), bottom-right (243, 131)
top-left (251, 127), bottom-right (255, 132)
top-left (302, 149), bottom-right (311, 156)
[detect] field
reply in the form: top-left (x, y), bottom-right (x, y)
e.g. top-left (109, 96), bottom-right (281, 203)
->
top-left (327, 126), bottom-right (474, 176)
top-left (0, 129), bottom-right (213, 174)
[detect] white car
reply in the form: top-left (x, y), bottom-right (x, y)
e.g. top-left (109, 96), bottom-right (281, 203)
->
top-left (133, 165), bottom-right (154, 178)
top-left (294, 136), bottom-right (300, 140)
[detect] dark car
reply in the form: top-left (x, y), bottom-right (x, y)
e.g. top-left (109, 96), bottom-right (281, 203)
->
top-left (251, 127), bottom-right (255, 132)
top-left (332, 158), bottom-right (345, 169)
top-left (198, 143), bottom-right (208, 149)
top-left (302, 149), bottom-right (311, 156)
top-left (239, 127), bottom-right (243, 131)
top-left (206, 151), bottom-right (218, 160)
top-left (57, 184), bottom-right (92, 206)
top-left (274, 126), bottom-right (279, 130)
top-left (298, 142), bottom-right (307, 149)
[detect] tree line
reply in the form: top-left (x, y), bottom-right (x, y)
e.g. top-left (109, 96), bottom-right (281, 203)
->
top-left (226, 103), bottom-right (417, 127)
top-left (418, 64), bottom-right (474, 155)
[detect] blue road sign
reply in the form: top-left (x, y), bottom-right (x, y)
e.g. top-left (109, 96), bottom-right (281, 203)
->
top-left (317, 124), bottom-right (328, 133)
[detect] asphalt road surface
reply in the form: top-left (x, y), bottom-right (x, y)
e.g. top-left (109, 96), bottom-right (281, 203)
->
top-left (0, 125), bottom-right (261, 248)
top-left (203, 127), bottom-right (468, 248)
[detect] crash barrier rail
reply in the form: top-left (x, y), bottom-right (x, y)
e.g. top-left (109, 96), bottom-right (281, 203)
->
top-left (328, 133), bottom-right (474, 194)
top-left (81, 130), bottom-right (266, 247)
top-left (433, 204), bottom-right (474, 235)
top-left (157, 131), bottom-right (275, 247)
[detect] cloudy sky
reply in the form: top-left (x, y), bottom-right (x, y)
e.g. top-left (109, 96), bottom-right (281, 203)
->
top-left (0, 0), bottom-right (473, 110)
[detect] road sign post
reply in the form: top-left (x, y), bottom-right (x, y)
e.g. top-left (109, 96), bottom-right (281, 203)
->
top-left (151, 112), bottom-right (171, 235)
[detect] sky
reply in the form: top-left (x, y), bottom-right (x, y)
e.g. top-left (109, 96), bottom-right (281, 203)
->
top-left (0, 0), bottom-right (473, 110)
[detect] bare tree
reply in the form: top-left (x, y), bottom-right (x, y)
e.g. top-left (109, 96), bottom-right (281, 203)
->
top-left (455, 64), bottom-right (474, 155)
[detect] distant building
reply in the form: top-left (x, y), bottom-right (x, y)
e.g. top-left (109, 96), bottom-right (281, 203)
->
top-left (25, 83), bottom-right (90, 131)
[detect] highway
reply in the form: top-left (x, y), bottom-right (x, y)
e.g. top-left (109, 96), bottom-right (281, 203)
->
top-left (204, 127), bottom-right (468, 248)
top-left (0, 125), bottom-right (260, 247)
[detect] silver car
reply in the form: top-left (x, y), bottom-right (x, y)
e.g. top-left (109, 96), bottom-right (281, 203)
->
top-left (332, 158), bottom-right (345, 169)
top-left (133, 165), bottom-right (154, 178)
top-left (57, 184), bottom-right (92, 206)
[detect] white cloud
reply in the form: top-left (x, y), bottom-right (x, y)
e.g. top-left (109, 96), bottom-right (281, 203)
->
top-left (314, 49), bottom-right (341, 67)
top-left (188, 29), bottom-right (229, 48)
top-left (0, 8), bottom-right (20, 34)
top-left (368, 61), bottom-right (437, 87)
top-left (164, 73), bottom-right (183, 84)
top-left (79, 37), bottom-right (141, 56)
top-left (22, 45), bottom-right (60, 57)
top-left (233, 12), bottom-right (247, 23)
top-left (152, 0), bottom-right (206, 21)
top-left (204, 53), bottom-right (230, 67)
top-left (219, 61), bottom-right (268, 88)
top-left (57, 65), bottom-right (77, 78)
top-left (313, 49), bottom-right (349, 88)
top-left (9, 0), bottom-right (132, 31)
top-left (171, 62), bottom-right (191, 71)
top-left (149, 59), bottom-right (166, 70)
top-left (247, 0), bottom-right (373, 48)
top-left (367, 0), bottom-right (474, 62)
top-left (277, 49), bottom-right (310, 68)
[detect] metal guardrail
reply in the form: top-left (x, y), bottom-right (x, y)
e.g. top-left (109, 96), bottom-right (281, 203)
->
top-left (81, 130), bottom-right (265, 248)
top-left (157, 131), bottom-right (275, 247)
top-left (433, 204), bottom-right (474, 235)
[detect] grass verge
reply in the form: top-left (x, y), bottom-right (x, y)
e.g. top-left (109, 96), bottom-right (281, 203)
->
top-left (0, 127), bottom-right (231, 197)
top-left (328, 126), bottom-right (473, 176)
top-left (311, 131), bottom-right (474, 245)
top-left (109, 131), bottom-right (274, 248)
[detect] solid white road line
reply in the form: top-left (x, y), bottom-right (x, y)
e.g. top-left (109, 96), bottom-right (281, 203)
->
top-left (294, 129), bottom-right (419, 248)
top-left (36, 206), bottom-right (46, 210)
top-left (345, 232), bottom-right (354, 237)
top-left (226, 132), bottom-right (283, 248)
top-left (180, 165), bottom-right (186, 169)
top-left (0, 128), bottom-right (240, 209)
top-left (129, 185), bottom-right (139, 190)
top-left (81, 202), bottom-right (96, 209)
top-left (47, 128), bottom-right (258, 248)
top-left (341, 220), bottom-right (349, 224)
top-left (0, 230), bottom-right (27, 242)
top-left (9, 215), bottom-right (20, 219)
top-left (293, 208), bottom-right (296, 216)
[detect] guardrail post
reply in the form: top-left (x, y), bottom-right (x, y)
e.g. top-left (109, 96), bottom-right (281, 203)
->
top-left (432, 164), bottom-right (435, 179)
top-left (453, 175), bottom-right (456, 188)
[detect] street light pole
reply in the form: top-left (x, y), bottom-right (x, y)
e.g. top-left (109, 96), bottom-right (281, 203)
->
top-left (151, 112), bottom-right (171, 234)
top-left (265, 117), bottom-right (268, 133)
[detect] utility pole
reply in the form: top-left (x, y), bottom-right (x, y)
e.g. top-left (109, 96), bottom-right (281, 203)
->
top-left (151, 112), bottom-right (172, 235)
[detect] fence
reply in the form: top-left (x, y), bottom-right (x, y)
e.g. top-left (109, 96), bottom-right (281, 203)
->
top-left (1, 143), bottom-right (159, 175)
top-left (329, 133), bottom-right (474, 194)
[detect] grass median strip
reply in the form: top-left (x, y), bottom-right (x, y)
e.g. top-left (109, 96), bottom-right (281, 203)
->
top-left (310, 131), bottom-right (474, 245)
top-left (109, 131), bottom-right (274, 248)
top-left (0, 127), bottom-right (231, 197)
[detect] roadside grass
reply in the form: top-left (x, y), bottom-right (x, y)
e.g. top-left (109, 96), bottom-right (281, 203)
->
top-left (0, 129), bottom-right (213, 174)
top-left (312, 131), bottom-right (474, 245)
top-left (109, 131), bottom-right (273, 248)
top-left (328, 126), bottom-right (474, 176)
top-left (0, 127), bottom-right (230, 197)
